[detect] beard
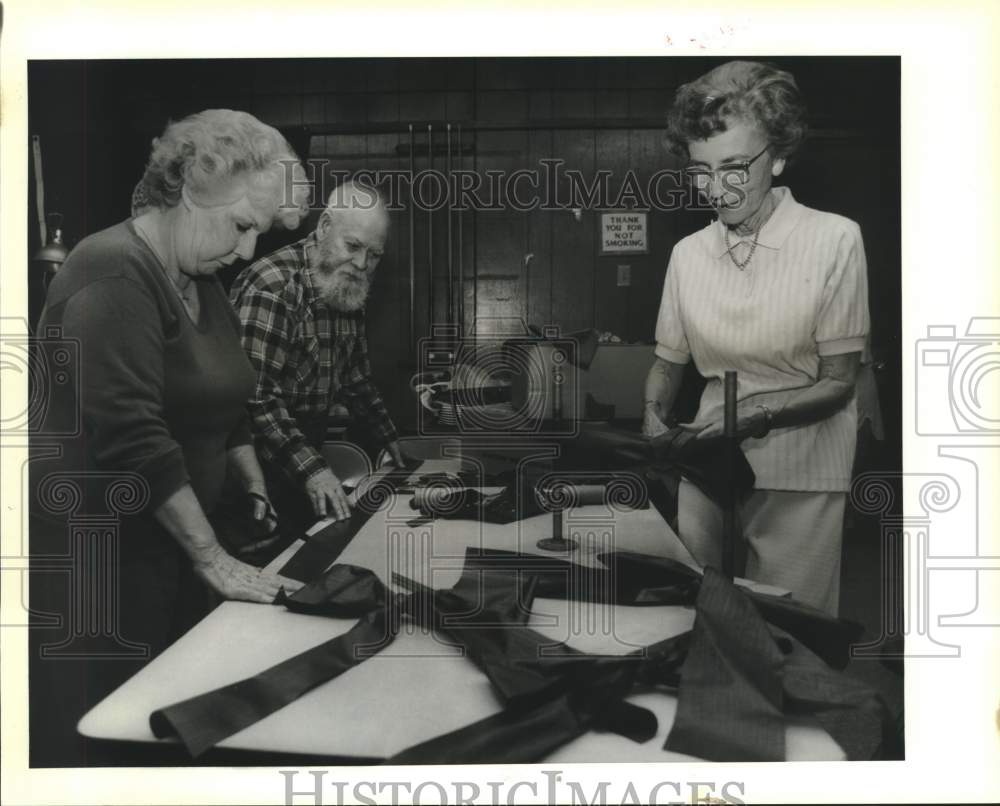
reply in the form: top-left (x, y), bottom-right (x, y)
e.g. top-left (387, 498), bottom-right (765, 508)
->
top-left (316, 269), bottom-right (371, 311)
top-left (314, 244), bottom-right (373, 312)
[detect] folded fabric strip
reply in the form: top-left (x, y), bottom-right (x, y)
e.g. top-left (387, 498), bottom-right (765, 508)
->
top-left (664, 566), bottom-right (787, 761)
top-left (468, 548), bottom-right (862, 669)
top-left (777, 624), bottom-right (898, 760)
top-left (604, 550), bottom-right (863, 669)
top-left (407, 470), bottom-right (544, 524)
top-left (382, 577), bottom-right (687, 764)
top-left (149, 549), bottom-right (885, 762)
top-left (277, 563), bottom-right (392, 618)
top-left (461, 548), bottom-right (698, 608)
top-left (382, 674), bottom-right (667, 765)
top-left (569, 424), bottom-right (757, 505)
top-left (278, 467), bottom-right (413, 582)
top-left (149, 606), bottom-right (397, 757)
top-left (663, 567), bottom-right (893, 761)
top-left (408, 467), bottom-right (652, 525)
top-left (384, 694), bottom-right (589, 765)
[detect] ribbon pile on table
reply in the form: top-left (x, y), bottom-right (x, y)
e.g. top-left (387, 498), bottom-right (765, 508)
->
top-left (149, 545), bottom-right (895, 762)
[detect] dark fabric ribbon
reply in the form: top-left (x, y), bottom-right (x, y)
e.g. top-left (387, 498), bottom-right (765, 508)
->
top-left (149, 547), bottom-right (887, 762)
top-left (407, 467), bottom-right (651, 526)
top-left (211, 490), bottom-right (283, 561)
top-left (149, 604), bottom-right (397, 757)
top-left (380, 620), bottom-right (688, 764)
top-left (570, 424), bottom-right (756, 505)
top-left (278, 466), bottom-right (414, 582)
top-left (148, 557), bottom-right (674, 758)
top-left (664, 566), bottom-right (894, 761)
top-left (406, 466), bottom-right (550, 525)
top-left (665, 566), bottom-right (787, 761)
top-left (466, 548), bottom-right (862, 669)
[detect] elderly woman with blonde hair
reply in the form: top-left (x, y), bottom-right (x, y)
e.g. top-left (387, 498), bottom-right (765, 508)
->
top-left (31, 109), bottom-right (309, 762)
top-left (643, 61), bottom-right (870, 616)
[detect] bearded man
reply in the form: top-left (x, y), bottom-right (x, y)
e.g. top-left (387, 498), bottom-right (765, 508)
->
top-left (231, 182), bottom-right (403, 528)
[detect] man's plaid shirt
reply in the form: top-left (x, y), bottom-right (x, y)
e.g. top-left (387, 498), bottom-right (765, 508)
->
top-left (229, 232), bottom-right (397, 484)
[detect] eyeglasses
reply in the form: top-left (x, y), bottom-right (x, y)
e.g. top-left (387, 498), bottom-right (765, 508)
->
top-left (684, 145), bottom-right (770, 190)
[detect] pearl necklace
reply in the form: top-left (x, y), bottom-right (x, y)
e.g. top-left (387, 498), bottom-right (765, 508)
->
top-left (722, 195), bottom-right (776, 271)
top-left (724, 226), bottom-right (760, 271)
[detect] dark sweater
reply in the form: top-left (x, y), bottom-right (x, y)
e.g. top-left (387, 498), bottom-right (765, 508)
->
top-left (36, 219), bottom-right (255, 517)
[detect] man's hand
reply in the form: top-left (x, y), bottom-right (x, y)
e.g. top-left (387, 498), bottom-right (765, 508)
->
top-left (193, 544), bottom-right (302, 603)
top-left (385, 440), bottom-right (406, 468)
top-left (303, 467), bottom-right (352, 521)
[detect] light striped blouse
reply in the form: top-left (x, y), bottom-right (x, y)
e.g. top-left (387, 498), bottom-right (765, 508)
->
top-left (654, 186), bottom-right (870, 492)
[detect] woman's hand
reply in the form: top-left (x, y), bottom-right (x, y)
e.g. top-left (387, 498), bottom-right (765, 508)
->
top-left (680, 406), bottom-right (768, 442)
top-left (642, 400), bottom-right (671, 438)
top-left (642, 357), bottom-right (687, 438)
top-left (193, 544), bottom-right (303, 603)
top-left (246, 486), bottom-right (274, 521)
top-left (233, 487), bottom-right (284, 557)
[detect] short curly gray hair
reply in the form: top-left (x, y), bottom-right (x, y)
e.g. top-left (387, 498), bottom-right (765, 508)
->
top-left (666, 61), bottom-right (808, 162)
top-left (139, 109), bottom-right (310, 229)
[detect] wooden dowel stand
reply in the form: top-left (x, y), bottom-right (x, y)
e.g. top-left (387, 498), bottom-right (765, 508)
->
top-left (722, 370), bottom-right (739, 581)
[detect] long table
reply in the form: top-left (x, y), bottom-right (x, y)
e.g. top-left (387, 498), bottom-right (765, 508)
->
top-left (78, 457), bottom-right (844, 762)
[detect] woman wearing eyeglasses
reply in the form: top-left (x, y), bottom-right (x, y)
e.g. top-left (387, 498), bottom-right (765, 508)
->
top-left (643, 61), bottom-right (870, 616)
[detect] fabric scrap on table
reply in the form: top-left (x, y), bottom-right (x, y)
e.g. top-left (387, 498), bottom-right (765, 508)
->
top-left (468, 548), bottom-right (862, 669)
top-left (149, 547), bottom-right (887, 762)
top-left (603, 550), bottom-right (862, 669)
top-left (663, 567), bottom-right (893, 761)
top-left (406, 468), bottom-right (545, 524)
top-left (571, 424), bottom-right (756, 506)
top-left (149, 605), bottom-right (397, 757)
top-left (277, 467), bottom-right (413, 582)
top-left (664, 566), bottom-right (787, 761)
top-left (778, 624), bottom-right (899, 761)
top-left (381, 579), bottom-right (687, 765)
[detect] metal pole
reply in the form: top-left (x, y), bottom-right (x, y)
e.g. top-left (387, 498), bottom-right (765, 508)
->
top-left (722, 370), bottom-right (738, 580)
top-left (457, 124), bottom-right (465, 337)
top-left (408, 124), bottom-right (416, 351)
top-left (446, 123), bottom-right (454, 330)
top-left (32, 135), bottom-right (47, 245)
top-left (427, 125), bottom-right (434, 330)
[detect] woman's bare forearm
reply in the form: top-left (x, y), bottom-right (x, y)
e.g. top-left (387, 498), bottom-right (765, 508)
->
top-left (768, 352), bottom-right (861, 430)
top-left (643, 356), bottom-right (687, 435)
top-left (154, 484), bottom-right (224, 566)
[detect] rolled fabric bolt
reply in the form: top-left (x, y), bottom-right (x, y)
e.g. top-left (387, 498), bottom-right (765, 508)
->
top-left (411, 484), bottom-right (464, 511)
top-left (540, 484), bottom-right (607, 508)
top-left (569, 484), bottom-right (607, 506)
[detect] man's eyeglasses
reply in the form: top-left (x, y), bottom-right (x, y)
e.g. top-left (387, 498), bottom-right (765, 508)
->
top-left (684, 145), bottom-right (770, 190)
